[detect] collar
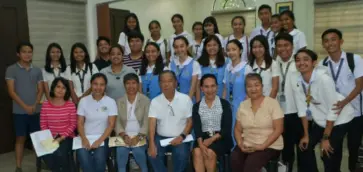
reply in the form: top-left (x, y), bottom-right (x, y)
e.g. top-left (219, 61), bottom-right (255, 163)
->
top-left (253, 60), bottom-right (266, 70)
top-left (147, 64), bottom-right (155, 71)
top-left (201, 96), bottom-right (219, 108)
top-left (276, 55), bottom-right (294, 64)
top-left (50, 64), bottom-right (61, 69)
top-left (161, 91), bottom-right (180, 104)
top-left (174, 56), bottom-right (193, 67)
top-left (106, 65), bottom-right (128, 75)
top-left (228, 61), bottom-right (247, 73)
top-left (90, 94), bottom-right (106, 102)
top-left (126, 93), bottom-right (139, 106)
top-left (299, 69), bottom-right (317, 85)
top-left (76, 63), bottom-right (86, 72)
top-left (289, 29), bottom-right (299, 36)
top-left (228, 34), bottom-right (247, 42)
top-left (17, 62), bottom-right (33, 69)
top-left (326, 51), bottom-right (346, 64)
top-left (150, 37), bottom-right (164, 43)
top-left (174, 31), bottom-right (188, 37)
top-left (259, 26), bottom-right (271, 33)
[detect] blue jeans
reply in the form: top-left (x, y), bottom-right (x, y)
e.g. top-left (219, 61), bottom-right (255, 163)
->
top-left (42, 138), bottom-right (75, 172)
top-left (148, 135), bottom-right (190, 172)
top-left (116, 145), bottom-right (148, 172)
top-left (76, 140), bottom-right (108, 172)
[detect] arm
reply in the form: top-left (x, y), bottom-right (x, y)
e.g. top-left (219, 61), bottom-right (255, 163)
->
top-left (69, 81), bottom-right (79, 104)
top-left (192, 104), bottom-right (203, 140)
top-left (6, 80), bottom-right (30, 111)
top-left (97, 116), bottom-right (116, 142)
top-left (43, 82), bottom-right (51, 101)
top-left (222, 83), bottom-right (227, 99)
top-left (269, 76), bottom-right (279, 98)
top-left (195, 80), bottom-right (201, 102)
top-left (219, 100), bottom-right (232, 141)
top-left (234, 120), bottom-right (243, 146)
top-left (77, 116), bottom-right (87, 140)
top-left (148, 117), bottom-right (157, 146)
top-left (340, 77), bottom-right (363, 107)
top-left (139, 100), bottom-right (150, 135)
top-left (61, 103), bottom-right (77, 137)
top-left (189, 75), bottom-right (198, 99)
top-left (35, 81), bottom-right (43, 106)
top-left (115, 114), bottom-right (125, 136)
top-left (40, 105), bottom-right (48, 130)
top-left (323, 121), bottom-right (334, 138)
top-left (261, 118), bottom-right (284, 149)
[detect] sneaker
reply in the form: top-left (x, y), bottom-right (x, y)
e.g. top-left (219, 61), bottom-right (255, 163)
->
top-left (15, 167), bottom-right (22, 172)
top-left (129, 157), bottom-right (140, 170)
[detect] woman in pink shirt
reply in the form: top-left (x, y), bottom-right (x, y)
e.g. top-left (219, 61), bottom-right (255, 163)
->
top-left (40, 77), bottom-right (77, 172)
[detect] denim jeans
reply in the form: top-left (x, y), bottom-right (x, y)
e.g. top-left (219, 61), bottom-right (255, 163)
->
top-left (116, 145), bottom-right (148, 172)
top-left (148, 134), bottom-right (190, 172)
top-left (42, 138), bottom-right (75, 172)
top-left (76, 140), bottom-right (109, 172)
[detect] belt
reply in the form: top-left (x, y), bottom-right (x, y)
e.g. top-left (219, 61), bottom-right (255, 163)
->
top-left (204, 131), bottom-right (220, 137)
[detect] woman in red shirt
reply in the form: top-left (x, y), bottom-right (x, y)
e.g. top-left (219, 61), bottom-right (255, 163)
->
top-left (40, 77), bottom-right (77, 172)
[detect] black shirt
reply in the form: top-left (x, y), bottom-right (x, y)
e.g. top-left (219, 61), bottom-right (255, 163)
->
top-left (94, 57), bottom-right (111, 71)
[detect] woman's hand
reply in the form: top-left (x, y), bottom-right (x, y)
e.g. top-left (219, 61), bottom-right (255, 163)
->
top-left (91, 139), bottom-right (103, 149)
top-left (199, 144), bottom-right (209, 156)
top-left (202, 138), bottom-right (214, 147)
top-left (299, 135), bottom-right (309, 151)
top-left (130, 137), bottom-right (139, 146)
top-left (253, 144), bottom-right (266, 151)
top-left (81, 138), bottom-right (90, 150)
top-left (321, 140), bottom-right (334, 158)
top-left (123, 135), bottom-right (131, 145)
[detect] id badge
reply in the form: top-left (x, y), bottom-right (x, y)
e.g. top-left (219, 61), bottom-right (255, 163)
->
top-left (306, 109), bottom-right (313, 120)
top-left (279, 94), bottom-right (286, 102)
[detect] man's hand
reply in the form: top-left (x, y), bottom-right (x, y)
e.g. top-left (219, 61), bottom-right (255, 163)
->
top-left (170, 136), bottom-right (183, 146)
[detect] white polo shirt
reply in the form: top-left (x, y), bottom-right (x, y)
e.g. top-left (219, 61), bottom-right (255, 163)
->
top-left (224, 34), bottom-right (249, 62)
top-left (165, 56), bottom-right (202, 79)
top-left (147, 37), bottom-right (169, 63)
top-left (148, 91), bottom-right (193, 137)
top-left (276, 56), bottom-right (298, 114)
top-left (118, 32), bottom-right (131, 56)
top-left (249, 26), bottom-right (273, 41)
top-left (289, 29), bottom-right (307, 55)
top-left (251, 60), bottom-right (279, 96)
top-left (291, 67), bottom-right (355, 127)
top-left (318, 51), bottom-right (363, 117)
top-left (77, 95), bottom-right (118, 135)
top-left (42, 65), bottom-right (71, 89)
top-left (168, 31), bottom-right (194, 58)
top-left (196, 33), bottom-right (225, 59)
top-left (67, 63), bottom-right (99, 97)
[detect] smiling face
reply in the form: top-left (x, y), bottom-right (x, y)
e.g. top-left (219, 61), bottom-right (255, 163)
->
top-left (193, 24), bottom-right (203, 38)
top-left (172, 17), bottom-right (183, 33)
top-left (258, 8), bottom-right (271, 25)
top-left (127, 17), bottom-right (137, 30)
top-left (226, 42), bottom-right (241, 61)
top-left (322, 32), bottom-right (343, 55)
top-left (73, 47), bottom-right (85, 62)
top-left (201, 77), bottom-right (217, 99)
top-left (145, 44), bottom-right (160, 63)
top-left (295, 52), bottom-right (316, 74)
top-left (204, 22), bottom-right (215, 35)
top-left (281, 14), bottom-right (294, 31)
top-left (252, 40), bottom-right (265, 61)
top-left (98, 40), bottom-right (110, 55)
top-left (50, 47), bottom-right (61, 62)
top-left (17, 46), bottom-right (33, 63)
top-left (91, 77), bottom-right (106, 96)
top-left (149, 23), bottom-right (161, 38)
top-left (129, 38), bottom-right (143, 53)
top-left (110, 47), bottom-right (123, 65)
top-left (276, 39), bottom-right (293, 61)
top-left (232, 18), bottom-right (245, 34)
top-left (271, 17), bottom-right (282, 33)
top-left (246, 77), bottom-right (263, 99)
top-left (206, 39), bottom-right (219, 57)
top-left (125, 79), bottom-right (139, 96)
top-left (173, 39), bottom-right (188, 57)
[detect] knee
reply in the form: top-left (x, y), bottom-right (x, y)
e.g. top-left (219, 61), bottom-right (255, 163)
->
top-left (206, 149), bottom-right (216, 160)
top-left (193, 148), bottom-right (203, 160)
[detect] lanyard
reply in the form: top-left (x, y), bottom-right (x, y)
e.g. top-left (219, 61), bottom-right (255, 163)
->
top-left (260, 29), bottom-right (271, 39)
top-left (301, 82), bottom-right (312, 108)
top-left (253, 67), bottom-right (263, 75)
top-left (328, 58), bottom-right (344, 84)
top-left (76, 69), bottom-right (87, 93)
top-left (52, 69), bottom-right (61, 78)
top-left (229, 70), bottom-right (239, 101)
top-left (176, 65), bottom-right (186, 90)
top-left (279, 61), bottom-right (292, 93)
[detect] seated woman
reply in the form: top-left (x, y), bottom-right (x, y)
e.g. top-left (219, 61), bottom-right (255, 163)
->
top-left (231, 73), bottom-right (284, 172)
top-left (40, 77), bottom-right (77, 171)
top-left (192, 74), bottom-right (233, 172)
top-left (76, 73), bottom-right (117, 172)
top-left (115, 73), bottom-right (150, 172)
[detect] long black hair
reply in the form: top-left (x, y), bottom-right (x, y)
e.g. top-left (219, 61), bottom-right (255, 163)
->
top-left (198, 35), bottom-right (225, 68)
top-left (249, 35), bottom-right (272, 70)
top-left (44, 43), bottom-right (67, 73)
top-left (140, 42), bottom-right (164, 76)
top-left (124, 13), bottom-right (141, 36)
top-left (202, 16), bottom-right (220, 38)
top-left (70, 43), bottom-right (92, 74)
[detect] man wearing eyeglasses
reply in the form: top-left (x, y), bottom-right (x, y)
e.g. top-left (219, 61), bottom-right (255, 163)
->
top-left (148, 70), bottom-right (193, 172)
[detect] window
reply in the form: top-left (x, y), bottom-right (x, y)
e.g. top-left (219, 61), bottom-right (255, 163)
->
top-left (314, 1), bottom-right (363, 58)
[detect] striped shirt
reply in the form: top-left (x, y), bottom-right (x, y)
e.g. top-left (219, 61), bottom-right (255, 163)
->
top-left (123, 55), bottom-right (143, 74)
top-left (40, 100), bottom-right (77, 137)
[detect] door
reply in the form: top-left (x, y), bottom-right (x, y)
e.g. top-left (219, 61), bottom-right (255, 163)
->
top-left (0, 0), bottom-right (30, 154)
top-left (109, 8), bottom-right (130, 45)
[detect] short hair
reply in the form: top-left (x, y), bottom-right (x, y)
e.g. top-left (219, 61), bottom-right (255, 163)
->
top-left (49, 77), bottom-right (71, 101)
top-left (148, 20), bottom-right (161, 30)
top-left (275, 32), bottom-right (293, 45)
top-left (97, 36), bottom-right (110, 46)
top-left (294, 49), bottom-right (318, 62)
top-left (192, 21), bottom-right (203, 30)
top-left (90, 73), bottom-right (108, 85)
top-left (109, 44), bottom-right (125, 56)
top-left (159, 70), bottom-right (177, 82)
top-left (16, 41), bottom-right (33, 53)
top-left (258, 4), bottom-right (272, 13)
top-left (200, 74), bottom-right (217, 87)
top-left (245, 73), bottom-right (263, 87)
top-left (271, 14), bottom-right (280, 19)
top-left (171, 14), bottom-right (184, 23)
top-left (127, 31), bottom-right (145, 43)
top-left (123, 73), bottom-right (140, 85)
top-left (321, 28), bottom-right (343, 40)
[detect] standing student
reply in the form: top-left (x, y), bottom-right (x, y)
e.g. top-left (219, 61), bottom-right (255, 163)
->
top-left (42, 43), bottom-right (70, 101)
top-left (94, 36), bottom-right (111, 71)
top-left (5, 42), bottom-right (43, 172)
top-left (224, 16), bottom-right (249, 62)
top-left (280, 10), bottom-right (307, 54)
top-left (293, 49), bottom-right (355, 172)
top-left (197, 35), bottom-right (228, 97)
top-left (146, 20), bottom-right (169, 64)
top-left (250, 5), bottom-right (273, 45)
top-left (118, 13), bottom-right (141, 56)
top-left (168, 14), bottom-right (194, 60)
top-left (140, 42), bottom-right (164, 99)
top-left (249, 35), bottom-right (279, 98)
top-left (166, 36), bottom-right (201, 102)
top-left (196, 16), bottom-right (224, 59)
top-left (275, 33), bottom-right (302, 172)
top-left (192, 22), bottom-right (203, 58)
top-left (123, 31), bottom-right (144, 74)
top-left (270, 14), bottom-right (283, 58)
top-left (319, 28), bottom-right (363, 172)
top-left (68, 43), bottom-right (99, 104)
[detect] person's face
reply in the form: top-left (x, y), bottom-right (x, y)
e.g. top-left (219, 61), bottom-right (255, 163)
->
top-left (322, 33), bottom-right (343, 54)
top-left (145, 45), bottom-right (160, 63)
top-left (73, 47), bottom-right (85, 62)
top-left (201, 78), bottom-right (217, 100)
top-left (204, 23), bottom-right (215, 35)
top-left (206, 39), bottom-right (219, 57)
top-left (276, 40), bottom-right (293, 61)
top-left (271, 17), bottom-right (282, 33)
top-left (232, 18), bottom-right (245, 34)
top-left (246, 78), bottom-right (263, 99)
top-left (17, 46), bottom-right (33, 63)
top-left (173, 39), bottom-right (188, 56)
top-left (98, 40), bottom-right (110, 54)
top-left (50, 47), bottom-right (61, 62)
top-left (252, 40), bottom-right (265, 60)
top-left (160, 73), bottom-right (177, 93)
top-left (54, 81), bottom-right (66, 99)
top-left (258, 8), bottom-right (271, 24)
top-left (110, 47), bottom-right (123, 65)
top-left (295, 52), bottom-right (316, 74)
top-left (172, 17), bottom-right (183, 32)
top-left (129, 38), bottom-right (143, 53)
top-left (125, 79), bottom-right (139, 96)
top-left (281, 14), bottom-right (294, 31)
top-left (226, 43), bottom-right (241, 61)
top-left (91, 77), bottom-right (106, 96)
top-left (193, 25), bottom-right (203, 37)
top-left (149, 23), bottom-right (161, 37)
top-left (127, 17), bottom-right (137, 30)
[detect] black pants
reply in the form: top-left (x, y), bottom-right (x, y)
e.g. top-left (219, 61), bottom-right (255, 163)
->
top-left (348, 115), bottom-right (363, 172)
top-left (299, 121), bottom-right (349, 172)
top-left (281, 113), bottom-right (304, 172)
top-left (42, 138), bottom-right (75, 172)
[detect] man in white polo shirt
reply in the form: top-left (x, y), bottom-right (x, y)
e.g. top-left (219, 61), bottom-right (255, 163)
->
top-left (148, 70), bottom-right (193, 172)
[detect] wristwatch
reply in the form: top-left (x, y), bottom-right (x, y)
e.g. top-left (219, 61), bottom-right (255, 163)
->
top-left (180, 133), bottom-right (186, 140)
top-left (322, 134), bottom-right (330, 140)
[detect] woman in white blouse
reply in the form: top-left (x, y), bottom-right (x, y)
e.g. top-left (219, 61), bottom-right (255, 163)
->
top-left (292, 49), bottom-right (354, 172)
top-left (118, 13), bottom-right (141, 56)
top-left (248, 35), bottom-right (279, 98)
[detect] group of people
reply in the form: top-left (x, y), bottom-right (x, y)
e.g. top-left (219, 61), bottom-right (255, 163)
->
top-left (5, 3), bottom-right (363, 172)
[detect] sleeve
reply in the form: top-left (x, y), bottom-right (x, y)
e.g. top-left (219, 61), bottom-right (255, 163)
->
top-left (236, 102), bottom-right (244, 122)
top-left (115, 100), bottom-right (124, 134)
top-left (42, 68), bottom-right (48, 82)
top-left (271, 60), bottom-right (280, 77)
top-left (223, 65), bottom-right (229, 84)
top-left (353, 55), bottom-right (363, 79)
top-left (270, 99), bottom-right (284, 120)
top-left (5, 66), bottom-right (15, 80)
top-left (187, 34), bottom-right (194, 47)
top-left (297, 31), bottom-right (307, 50)
top-left (223, 37), bottom-right (229, 51)
top-left (108, 99), bottom-right (118, 116)
top-left (64, 66), bottom-right (72, 80)
top-left (148, 100), bottom-right (158, 118)
top-left (40, 102), bottom-right (48, 130)
top-left (118, 32), bottom-right (126, 46)
top-left (92, 64), bottom-right (99, 74)
top-left (220, 100), bottom-right (232, 140)
top-left (185, 97), bottom-right (193, 118)
top-left (191, 104), bottom-right (203, 139)
top-left (292, 76), bottom-right (308, 117)
top-left (140, 98), bottom-right (150, 135)
top-left (321, 75), bottom-right (339, 121)
top-left (249, 28), bottom-right (258, 41)
top-left (165, 39), bottom-right (171, 52)
top-left (192, 61), bottom-right (202, 79)
top-left (37, 68), bottom-right (44, 83)
top-left (62, 102), bottom-right (77, 137)
top-left (217, 34), bottom-right (225, 48)
top-left (77, 99), bottom-right (86, 116)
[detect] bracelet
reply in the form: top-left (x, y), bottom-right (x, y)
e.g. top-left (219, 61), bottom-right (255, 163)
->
top-left (180, 133), bottom-right (186, 140)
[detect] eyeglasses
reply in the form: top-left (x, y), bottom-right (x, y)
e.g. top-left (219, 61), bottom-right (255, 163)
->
top-left (168, 104), bottom-right (175, 116)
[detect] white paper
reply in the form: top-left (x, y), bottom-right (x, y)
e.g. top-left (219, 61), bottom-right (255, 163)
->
top-left (160, 134), bottom-right (194, 147)
top-left (30, 130), bottom-right (58, 157)
top-left (72, 135), bottom-right (104, 150)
